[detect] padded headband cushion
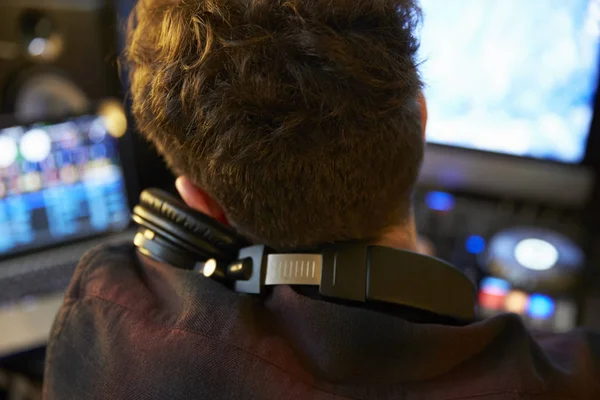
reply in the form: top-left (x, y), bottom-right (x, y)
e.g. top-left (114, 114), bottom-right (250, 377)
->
top-left (137, 188), bottom-right (248, 256)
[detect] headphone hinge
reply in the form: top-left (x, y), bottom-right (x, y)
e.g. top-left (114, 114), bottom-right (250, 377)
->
top-left (319, 244), bottom-right (369, 302)
top-left (233, 245), bottom-right (271, 295)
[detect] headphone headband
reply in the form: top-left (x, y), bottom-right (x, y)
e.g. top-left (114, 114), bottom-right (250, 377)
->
top-left (132, 189), bottom-right (476, 321)
top-left (223, 245), bottom-right (475, 321)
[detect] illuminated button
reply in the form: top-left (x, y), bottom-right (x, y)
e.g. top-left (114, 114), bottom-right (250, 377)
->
top-left (478, 277), bottom-right (510, 310)
top-left (0, 135), bottom-right (18, 168)
top-left (504, 290), bottom-right (528, 314)
top-left (527, 294), bottom-right (555, 320)
top-left (425, 191), bottom-right (455, 212)
top-left (480, 277), bottom-right (510, 295)
top-left (20, 129), bottom-right (52, 162)
top-left (478, 291), bottom-right (504, 310)
top-left (514, 238), bottom-right (559, 271)
top-left (465, 235), bottom-right (486, 255)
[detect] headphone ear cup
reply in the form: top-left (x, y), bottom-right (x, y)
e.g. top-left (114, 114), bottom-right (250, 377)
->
top-left (134, 188), bottom-right (248, 261)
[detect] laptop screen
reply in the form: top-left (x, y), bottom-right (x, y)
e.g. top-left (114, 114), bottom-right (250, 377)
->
top-left (0, 114), bottom-right (130, 258)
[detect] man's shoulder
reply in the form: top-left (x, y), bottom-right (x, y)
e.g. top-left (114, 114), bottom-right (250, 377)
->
top-left (533, 328), bottom-right (600, 378)
top-left (78, 240), bottom-right (137, 273)
top-left (65, 240), bottom-right (247, 323)
top-left (62, 241), bottom-right (139, 300)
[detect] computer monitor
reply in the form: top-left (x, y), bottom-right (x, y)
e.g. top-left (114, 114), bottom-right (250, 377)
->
top-left (418, 0), bottom-right (599, 206)
top-left (0, 114), bottom-right (131, 258)
top-left (419, 0), bottom-right (600, 164)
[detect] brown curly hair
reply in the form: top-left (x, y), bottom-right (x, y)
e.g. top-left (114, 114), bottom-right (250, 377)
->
top-left (125, 0), bottom-right (424, 248)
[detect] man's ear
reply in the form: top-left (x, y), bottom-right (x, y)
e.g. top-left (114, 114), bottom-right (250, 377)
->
top-left (175, 176), bottom-right (230, 225)
top-left (417, 90), bottom-right (428, 140)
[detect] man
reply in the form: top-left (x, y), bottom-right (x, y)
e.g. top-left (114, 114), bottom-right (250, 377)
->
top-left (44, 0), bottom-right (599, 398)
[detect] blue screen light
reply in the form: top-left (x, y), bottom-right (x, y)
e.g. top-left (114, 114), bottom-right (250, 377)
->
top-left (91, 144), bottom-right (107, 159)
top-left (466, 235), bottom-right (486, 255)
top-left (527, 294), bottom-right (555, 320)
top-left (425, 191), bottom-right (455, 212)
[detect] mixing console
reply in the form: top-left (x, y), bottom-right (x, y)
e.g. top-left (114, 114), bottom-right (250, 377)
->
top-left (415, 188), bottom-right (589, 332)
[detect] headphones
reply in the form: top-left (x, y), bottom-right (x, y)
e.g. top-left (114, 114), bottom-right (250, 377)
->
top-left (132, 188), bottom-right (476, 321)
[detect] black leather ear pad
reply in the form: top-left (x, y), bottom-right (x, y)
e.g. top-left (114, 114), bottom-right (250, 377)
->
top-left (134, 188), bottom-right (248, 261)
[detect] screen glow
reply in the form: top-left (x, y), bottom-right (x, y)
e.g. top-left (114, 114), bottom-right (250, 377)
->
top-left (420, 0), bottom-right (600, 163)
top-left (0, 115), bottom-right (129, 256)
top-left (0, 135), bottom-right (18, 168)
top-left (20, 129), bottom-right (51, 163)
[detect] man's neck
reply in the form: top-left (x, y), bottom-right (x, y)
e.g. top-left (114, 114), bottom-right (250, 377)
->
top-left (376, 216), bottom-right (419, 252)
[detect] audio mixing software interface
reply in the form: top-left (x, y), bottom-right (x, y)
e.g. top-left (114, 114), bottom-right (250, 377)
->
top-left (0, 115), bottom-right (130, 258)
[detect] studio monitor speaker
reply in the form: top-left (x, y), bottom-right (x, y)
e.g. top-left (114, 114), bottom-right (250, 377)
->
top-left (0, 0), bottom-right (120, 121)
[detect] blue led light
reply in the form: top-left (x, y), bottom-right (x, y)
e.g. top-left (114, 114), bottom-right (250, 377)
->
top-left (527, 294), bottom-right (555, 320)
top-left (466, 235), bottom-right (486, 254)
top-left (425, 191), bottom-right (455, 212)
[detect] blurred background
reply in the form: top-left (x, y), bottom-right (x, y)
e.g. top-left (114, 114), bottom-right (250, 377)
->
top-left (0, 0), bottom-right (599, 398)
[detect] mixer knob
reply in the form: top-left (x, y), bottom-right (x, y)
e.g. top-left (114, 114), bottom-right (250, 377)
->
top-left (482, 227), bottom-right (585, 293)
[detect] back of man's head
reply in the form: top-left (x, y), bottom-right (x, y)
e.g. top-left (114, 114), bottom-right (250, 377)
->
top-left (126, 0), bottom-right (424, 249)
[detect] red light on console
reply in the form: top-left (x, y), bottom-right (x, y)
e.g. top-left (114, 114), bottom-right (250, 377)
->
top-left (478, 291), bottom-right (505, 310)
top-left (479, 277), bottom-right (510, 310)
